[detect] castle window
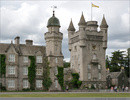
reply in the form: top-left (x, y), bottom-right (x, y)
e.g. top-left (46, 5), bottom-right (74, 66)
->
top-left (23, 80), bottom-right (29, 88)
top-left (55, 67), bottom-right (58, 75)
top-left (8, 66), bottom-right (15, 75)
top-left (23, 57), bottom-right (28, 63)
top-left (36, 80), bottom-right (42, 88)
top-left (98, 64), bottom-right (101, 69)
top-left (8, 80), bottom-right (15, 88)
top-left (36, 56), bottom-right (42, 63)
top-left (23, 67), bottom-right (28, 75)
top-left (93, 54), bottom-right (97, 60)
top-left (98, 73), bottom-right (101, 79)
top-left (36, 68), bottom-right (43, 75)
top-left (75, 46), bottom-right (77, 51)
top-left (55, 80), bottom-right (58, 88)
top-left (88, 73), bottom-right (91, 79)
top-left (88, 64), bottom-right (91, 70)
top-left (55, 58), bottom-right (58, 63)
top-left (9, 54), bottom-right (15, 62)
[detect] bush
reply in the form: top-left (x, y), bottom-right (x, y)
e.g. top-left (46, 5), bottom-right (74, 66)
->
top-left (22, 88), bottom-right (30, 91)
top-left (71, 73), bottom-right (82, 89)
top-left (91, 84), bottom-right (95, 89)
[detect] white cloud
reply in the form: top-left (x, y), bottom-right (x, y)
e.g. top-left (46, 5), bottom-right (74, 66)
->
top-left (0, 0), bottom-right (129, 61)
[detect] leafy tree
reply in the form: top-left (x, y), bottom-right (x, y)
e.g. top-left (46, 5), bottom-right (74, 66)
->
top-left (109, 50), bottom-right (125, 72)
top-left (63, 62), bottom-right (70, 68)
top-left (106, 55), bottom-right (110, 69)
top-left (71, 73), bottom-right (82, 89)
top-left (124, 48), bottom-right (130, 77)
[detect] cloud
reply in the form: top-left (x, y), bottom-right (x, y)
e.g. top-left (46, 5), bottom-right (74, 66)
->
top-left (0, 0), bottom-right (129, 61)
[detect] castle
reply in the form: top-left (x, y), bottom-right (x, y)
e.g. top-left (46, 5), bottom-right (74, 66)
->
top-left (0, 11), bottom-right (108, 91)
top-left (65, 13), bottom-right (108, 89)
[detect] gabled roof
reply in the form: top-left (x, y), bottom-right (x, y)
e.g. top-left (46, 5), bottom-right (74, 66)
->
top-left (0, 43), bottom-right (46, 56)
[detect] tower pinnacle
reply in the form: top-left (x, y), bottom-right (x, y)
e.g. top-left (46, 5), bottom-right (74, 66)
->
top-left (78, 12), bottom-right (86, 26)
top-left (100, 14), bottom-right (108, 28)
top-left (68, 19), bottom-right (75, 31)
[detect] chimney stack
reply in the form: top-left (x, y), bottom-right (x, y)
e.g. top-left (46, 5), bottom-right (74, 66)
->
top-left (14, 36), bottom-right (20, 45)
top-left (26, 40), bottom-right (33, 45)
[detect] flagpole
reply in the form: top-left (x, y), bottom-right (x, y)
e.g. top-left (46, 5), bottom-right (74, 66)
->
top-left (91, 2), bottom-right (92, 21)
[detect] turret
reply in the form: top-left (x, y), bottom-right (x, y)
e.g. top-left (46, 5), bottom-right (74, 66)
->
top-left (78, 12), bottom-right (86, 47)
top-left (68, 19), bottom-right (75, 51)
top-left (78, 12), bottom-right (86, 30)
top-left (86, 21), bottom-right (98, 31)
top-left (47, 11), bottom-right (60, 33)
top-left (100, 15), bottom-right (108, 49)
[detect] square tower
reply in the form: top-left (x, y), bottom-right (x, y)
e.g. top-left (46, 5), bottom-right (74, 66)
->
top-left (68, 13), bottom-right (108, 88)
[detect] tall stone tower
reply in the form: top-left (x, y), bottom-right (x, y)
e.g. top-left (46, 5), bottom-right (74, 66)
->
top-left (68, 13), bottom-right (108, 88)
top-left (44, 11), bottom-right (64, 91)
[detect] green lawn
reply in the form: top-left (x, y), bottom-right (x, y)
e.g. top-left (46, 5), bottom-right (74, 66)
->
top-left (0, 93), bottom-right (130, 97)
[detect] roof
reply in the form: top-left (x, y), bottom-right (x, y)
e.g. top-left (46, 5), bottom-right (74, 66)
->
top-left (100, 15), bottom-right (108, 28)
top-left (78, 12), bottom-right (86, 26)
top-left (47, 12), bottom-right (60, 27)
top-left (68, 19), bottom-right (75, 31)
top-left (107, 72), bottom-right (121, 78)
top-left (0, 43), bottom-right (46, 56)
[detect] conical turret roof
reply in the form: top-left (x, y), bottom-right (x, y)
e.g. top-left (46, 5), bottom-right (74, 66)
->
top-left (78, 12), bottom-right (86, 26)
top-left (68, 19), bottom-right (75, 31)
top-left (100, 15), bottom-right (108, 28)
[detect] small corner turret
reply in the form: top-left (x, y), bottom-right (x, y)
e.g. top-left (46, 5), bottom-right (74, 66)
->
top-left (68, 19), bottom-right (75, 32)
top-left (100, 14), bottom-right (108, 29)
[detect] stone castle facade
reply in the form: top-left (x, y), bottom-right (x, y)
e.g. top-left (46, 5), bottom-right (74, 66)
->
top-left (0, 11), bottom-right (108, 91)
top-left (65, 13), bottom-right (108, 89)
top-left (0, 11), bottom-right (63, 91)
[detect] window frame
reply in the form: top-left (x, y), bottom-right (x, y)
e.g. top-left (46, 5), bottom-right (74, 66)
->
top-left (8, 80), bottom-right (15, 88)
top-left (23, 56), bottom-right (28, 63)
top-left (23, 80), bottom-right (29, 88)
top-left (23, 67), bottom-right (28, 75)
top-left (36, 80), bottom-right (42, 88)
top-left (9, 54), bottom-right (15, 62)
top-left (36, 56), bottom-right (42, 63)
top-left (8, 66), bottom-right (15, 75)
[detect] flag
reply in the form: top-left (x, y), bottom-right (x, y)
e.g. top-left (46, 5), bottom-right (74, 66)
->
top-left (92, 3), bottom-right (99, 8)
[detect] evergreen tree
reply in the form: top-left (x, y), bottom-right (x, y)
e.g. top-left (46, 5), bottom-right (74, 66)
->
top-left (110, 50), bottom-right (125, 72)
top-left (106, 55), bottom-right (110, 69)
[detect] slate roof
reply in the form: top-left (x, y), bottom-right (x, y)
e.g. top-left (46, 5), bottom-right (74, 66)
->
top-left (0, 43), bottom-right (46, 56)
top-left (78, 12), bottom-right (86, 26)
top-left (68, 19), bottom-right (75, 31)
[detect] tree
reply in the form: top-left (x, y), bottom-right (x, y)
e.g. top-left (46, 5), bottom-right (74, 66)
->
top-left (106, 55), bottom-right (110, 69)
top-left (124, 48), bottom-right (130, 77)
top-left (110, 50), bottom-right (125, 72)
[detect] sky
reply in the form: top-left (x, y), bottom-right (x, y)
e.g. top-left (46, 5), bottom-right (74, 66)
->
top-left (0, 0), bottom-right (130, 62)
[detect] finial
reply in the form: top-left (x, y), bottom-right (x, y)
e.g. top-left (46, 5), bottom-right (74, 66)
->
top-left (51, 5), bottom-right (57, 16)
top-left (53, 10), bottom-right (55, 16)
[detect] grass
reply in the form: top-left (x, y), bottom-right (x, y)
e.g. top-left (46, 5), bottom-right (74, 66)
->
top-left (0, 93), bottom-right (130, 97)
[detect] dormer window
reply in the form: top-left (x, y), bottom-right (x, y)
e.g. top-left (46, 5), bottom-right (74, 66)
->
top-left (36, 56), bottom-right (42, 63)
top-left (9, 54), bottom-right (15, 62)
